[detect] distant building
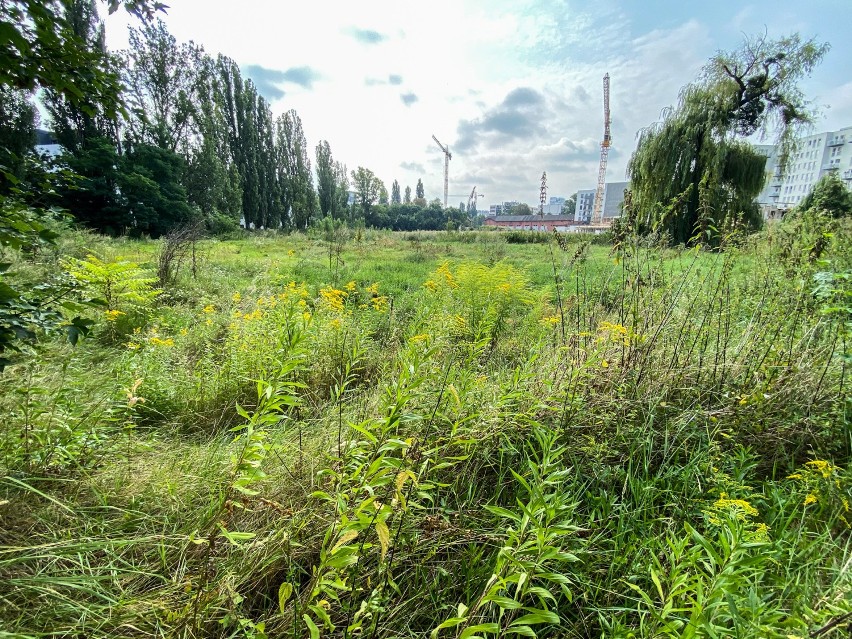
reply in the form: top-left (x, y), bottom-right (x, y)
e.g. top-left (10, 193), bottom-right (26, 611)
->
top-left (756, 126), bottom-right (852, 217)
top-left (574, 181), bottom-right (629, 222)
top-left (483, 214), bottom-right (578, 232)
top-left (488, 200), bottom-right (521, 216)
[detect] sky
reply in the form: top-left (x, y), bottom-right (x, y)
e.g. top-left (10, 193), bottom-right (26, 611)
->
top-left (101, 0), bottom-right (852, 209)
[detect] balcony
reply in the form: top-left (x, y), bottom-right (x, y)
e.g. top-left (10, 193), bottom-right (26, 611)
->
top-left (843, 169), bottom-right (852, 180)
top-left (828, 137), bottom-right (845, 147)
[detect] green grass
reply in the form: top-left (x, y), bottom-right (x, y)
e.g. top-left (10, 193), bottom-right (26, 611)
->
top-left (0, 224), bottom-right (850, 638)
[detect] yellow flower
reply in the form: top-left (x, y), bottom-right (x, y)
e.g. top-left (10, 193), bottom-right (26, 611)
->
top-left (329, 318), bottom-right (342, 330)
top-left (318, 599), bottom-right (331, 610)
top-left (805, 460), bottom-right (833, 478)
top-left (371, 295), bottom-right (388, 312)
top-left (232, 292), bottom-right (242, 303)
top-left (540, 315), bottom-right (561, 326)
top-left (366, 282), bottom-right (379, 295)
top-left (180, 328), bottom-right (188, 336)
top-left (409, 333), bottom-right (430, 343)
top-left (601, 360), bottom-right (609, 368)
top-left (203, 305), bottom-right (215, 314)
top-left (150, 336), bottom-right (175, 347)
top-left (345, 280), bottom-right (357, 291)
top-left (205, 319), bottom-right (213, 326)
top-left (303, 312), bottom-right (312, 322)
top-left (786, 473), bottom-right (802, 480)
top-left (105, 309), bottom-right (125, 322)
top-left (126, 341), bottom-right (140, 350)
top-left (713, 496), bottom-right (759, 517)
top-left (804, 494), bottom-right (818, 506)
top-left (319, 287), bottom-right (347, 312)
top-left (424, 279), bottom-right (438, 292)
top-left (288, 249), bottom-right (295, 257)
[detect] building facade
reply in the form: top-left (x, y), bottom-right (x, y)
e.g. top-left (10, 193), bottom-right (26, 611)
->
top-left (756, 126), bottom-right (852, 216)
top-left (574, 181), bottom-right (629, 222)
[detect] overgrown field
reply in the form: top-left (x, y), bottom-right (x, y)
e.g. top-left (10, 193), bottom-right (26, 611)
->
top-left (1, 223), bottom-right (850, 638)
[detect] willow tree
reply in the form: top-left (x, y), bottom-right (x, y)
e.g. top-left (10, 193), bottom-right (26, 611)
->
top-left (628, 33), bottom-right (829, 244)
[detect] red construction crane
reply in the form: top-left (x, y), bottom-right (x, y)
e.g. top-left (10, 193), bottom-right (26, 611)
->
top-left (591, 73), bottom-right (611, 225)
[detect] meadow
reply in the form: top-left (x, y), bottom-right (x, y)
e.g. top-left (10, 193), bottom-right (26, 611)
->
top-left (0, 221), bottom-right (850, 638)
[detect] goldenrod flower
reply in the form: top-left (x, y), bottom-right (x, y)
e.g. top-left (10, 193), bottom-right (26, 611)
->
top-left (804, 494), bottom-right (818, 506)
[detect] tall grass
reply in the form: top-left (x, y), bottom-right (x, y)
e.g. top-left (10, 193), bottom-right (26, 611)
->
top-left (0, 222), bottom-right (849, 638)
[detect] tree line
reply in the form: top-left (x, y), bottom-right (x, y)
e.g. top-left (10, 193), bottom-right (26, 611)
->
top-left (1, 1), bottom-right (473, 238)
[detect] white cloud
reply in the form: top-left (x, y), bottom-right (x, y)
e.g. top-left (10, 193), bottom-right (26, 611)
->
top-left (97, 0), bottom-right (848, 206)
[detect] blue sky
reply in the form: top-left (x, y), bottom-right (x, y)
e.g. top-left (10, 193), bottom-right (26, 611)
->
top-left (102, 0), bottom-right (852, 207)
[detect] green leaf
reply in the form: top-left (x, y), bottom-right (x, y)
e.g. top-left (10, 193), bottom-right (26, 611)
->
top-left (511, 610), bottom-right (559, 626)
top-left (431, 616), bottom-right (468, 638)
top-left (460, 623), bottom-right (499, 638)
top-left (375, 521), bottom-right (390, 561)
top-left (303, 614), bottom-right (320, 639)
top-left (278, 582), bottom-right (293, 614)
top-left (484, 505), bottom-right (521, 522)
top-left (486, 595), bottom-right (523, 610)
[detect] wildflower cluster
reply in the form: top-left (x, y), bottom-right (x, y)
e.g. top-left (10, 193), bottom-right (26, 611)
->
top-left (597, 321), bottom-right (643, 347)
top-left (704, 492), bottom-right (769, 541)
top-left (787, 460), bottom-right (850, 522)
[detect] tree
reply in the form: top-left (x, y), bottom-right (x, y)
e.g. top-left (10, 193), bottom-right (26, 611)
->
top-left (628, 33), bottom-right (829, 244)
top-left (0, 0), bottom-right (167, 364)
top-left (404, 185), bottom-right (411, 204)
top-left (509, 203), bottom-right (532, 216)
top-left (123, 19), bottom-right (204, 154)
top-left (184, 55), bottom-right (241, 227)
top-left (334, 161), bottom-right (349, 219)
top-left (0, 87), bottom-right (37, 191)
top-left (562, 192), bottom-right (577, 217)
top-left (391, 179), bottom-right (401, 204)
top-left (42, 0), bottom-right (116, 155)
top-left (276, 109), bottom-right (314, 229)
top-left (316, 140), bottom-right (337, 217)
top-left (350, 167), bottom-right (383, 219)
top-left (378, 184), bottom-right (389, 205)
top-left (416, 178), bottom-right (425, 200)
top-left (798, 173), bottom-right (852, 219)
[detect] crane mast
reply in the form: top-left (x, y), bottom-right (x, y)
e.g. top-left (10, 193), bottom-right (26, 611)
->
top-left (591, 73), bottom-right (611, 226)
top-left (432, 135), bottom-right (452, 208)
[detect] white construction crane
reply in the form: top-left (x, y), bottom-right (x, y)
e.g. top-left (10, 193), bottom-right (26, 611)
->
top-left (432, 134), bottom-right (452, 208)
top-left (591, 73), bottom-right (611, 226)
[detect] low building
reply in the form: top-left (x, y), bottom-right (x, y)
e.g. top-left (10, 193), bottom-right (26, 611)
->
top-left (483, 214), bottom-right (577, 232)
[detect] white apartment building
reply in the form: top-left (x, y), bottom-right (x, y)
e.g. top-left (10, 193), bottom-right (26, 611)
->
top-left (757, 126), bottom-right (852, 214)
top-left (574, 181), bottom-right (629, 223)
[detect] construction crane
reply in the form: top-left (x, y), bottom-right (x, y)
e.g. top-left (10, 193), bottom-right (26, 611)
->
top-left (467, 186), bottom-right (483, 215)
top-left (432, 134), bottom-right (452, 208)
top-left (591, 73), bottom-right (611, 226)
top-left (448, 187), bottom-right (483, 213)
